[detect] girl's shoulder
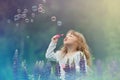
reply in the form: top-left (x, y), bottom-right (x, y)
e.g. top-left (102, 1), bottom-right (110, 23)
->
top-left (75, 51), bottom-right (84, 57)
top-left (72, 51), bottom-right (84, 61)
top-left (54, 50), bottom-right (63, 60)
top-left (54, 50), bottom-right (61, 57)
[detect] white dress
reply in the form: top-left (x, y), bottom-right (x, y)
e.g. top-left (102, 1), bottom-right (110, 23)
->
top-left (46, 41), bottom-right (88, 80)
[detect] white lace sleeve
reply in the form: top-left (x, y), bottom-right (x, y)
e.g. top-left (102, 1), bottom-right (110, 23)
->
top-left (45, 41), bottom-right (59, 61)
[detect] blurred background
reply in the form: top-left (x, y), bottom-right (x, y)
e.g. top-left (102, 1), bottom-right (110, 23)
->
top-left (0, 0), bottom-right (120, 80)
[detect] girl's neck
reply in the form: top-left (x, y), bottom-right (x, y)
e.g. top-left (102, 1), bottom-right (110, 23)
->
top-left (65, 48), bottom-right (77, 59)
top-left (66, 45), bottom-right (77, 54)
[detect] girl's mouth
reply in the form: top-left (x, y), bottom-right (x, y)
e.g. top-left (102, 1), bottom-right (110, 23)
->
top-left (64, 38), bottom-right (67, 41)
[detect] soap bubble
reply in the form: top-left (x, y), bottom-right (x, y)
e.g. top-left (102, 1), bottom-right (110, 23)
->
top-left (38, 7), bottom-right (43, 13)
top-left (16, 23), bottom-right (19, 27)
top-left (32, 5), bottom-right (38, 12)
top-left (39, 4), bottom-right (43, 7)
top-left (18, 14), bottom-right (22, 17)
top-left (51, 16), bottom-right (56, 22)
top-left (30, 19), bottom-right (34, 23)
top-left (42, 0), bottom-right (46, 3)
top-left (23, 8), bottom-right (28, 13)
top-left (7, 19), bottom-right (11, 23)
top-left (21, 13), bottom-right (27, 18)
top-left (17, 9), bottom-right (21, 13)
top-left (31, 13), bottom-right (35, 18)
top-left (38, 7), bottom-right (45, 13)
top-left (14, 14), bottom-right (21, 21)
top-left (25, 18), bottom-right (29, 23)
top-left (41, 9), bottom-right (45, 13)
top-left (26, 35), bottom-right (30, 39)
top-left (57, 21), bottom-right (62, 26)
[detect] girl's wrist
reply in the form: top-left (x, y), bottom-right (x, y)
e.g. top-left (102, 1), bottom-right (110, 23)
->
top-left (51, 40), bottom-right (57, 45)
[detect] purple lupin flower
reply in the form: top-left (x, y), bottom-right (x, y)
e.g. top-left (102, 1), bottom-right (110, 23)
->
top-left (79, 53), bottom-right (86, 75)
top-left (63, 59), bottom-right (70, 73)
top-left (33, 60), bottom-right (44, 80)
top-left (70, 60), bottom-right (76, 73)
top-left (63, 59), bottom-right (76, 80)
top-left (108, 60), bottom-right (120, 77)
top-left (41, 61), bottom-right (51, 80)
top-left (33, 61), bottom-right (51, 80)
top-left (13, 49), bottom-right (20, 80)
top-left (96, 59), bottom-right (103, 77)
top-left (21, 62), bottom-right (29, 80)
top-left (69, 60), bottom-right (76, 80)
top-left (55, 63), bottom-right (60, 76)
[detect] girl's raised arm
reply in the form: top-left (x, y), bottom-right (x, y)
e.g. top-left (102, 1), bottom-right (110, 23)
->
top-left (45, 35), bottom-right (60, 61)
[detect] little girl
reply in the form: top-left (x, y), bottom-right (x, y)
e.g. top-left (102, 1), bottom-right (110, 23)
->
top-left (46, 30), bottom-right (91, 80)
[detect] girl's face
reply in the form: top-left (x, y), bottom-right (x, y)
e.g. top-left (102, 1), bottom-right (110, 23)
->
top-left (64, 33), bottom-right (78, 45)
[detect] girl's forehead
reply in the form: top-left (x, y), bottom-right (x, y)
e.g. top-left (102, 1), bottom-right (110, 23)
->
top-left (66, 32), bottom-right (73, 35)
top-left (66, 32), bottom-right (78, 38)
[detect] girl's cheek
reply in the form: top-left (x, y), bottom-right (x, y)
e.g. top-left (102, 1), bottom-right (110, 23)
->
top-left (64, 37), bottom-right (67, 41)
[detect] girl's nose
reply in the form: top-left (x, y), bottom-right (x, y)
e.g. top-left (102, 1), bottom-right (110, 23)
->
top-left (64, 37), bottom-right (67, 41)
top-left (65, 36), bottom-right (69, 39)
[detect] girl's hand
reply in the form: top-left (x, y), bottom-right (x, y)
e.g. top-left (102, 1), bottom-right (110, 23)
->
top-left (51, 34), bottom-right (64, 43)
top-left (51, 35), bottom-right (60, 43)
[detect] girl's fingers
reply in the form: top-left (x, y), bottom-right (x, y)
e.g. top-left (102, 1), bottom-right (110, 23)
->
top-left (55, 34), bottom-right (61, 39)
top-left (54, 34), bottom-right (64, 39)
top-left (51, 35), bottom-right (59, 43)
top-left (53, 34), bottom-right (60, 40)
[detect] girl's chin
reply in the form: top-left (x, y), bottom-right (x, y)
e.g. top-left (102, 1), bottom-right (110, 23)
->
top-left (63, 42), bottom-right (67, 45)
top-left (64, 41), bottom-right (68, 44)
top-left (64, 42), bottom-right (71, 46)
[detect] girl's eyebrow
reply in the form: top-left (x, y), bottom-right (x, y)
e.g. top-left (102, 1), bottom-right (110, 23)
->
top-left (66, 34), bottom-right (72, 37)
top-left (67, 33), bottom-right (72, 35)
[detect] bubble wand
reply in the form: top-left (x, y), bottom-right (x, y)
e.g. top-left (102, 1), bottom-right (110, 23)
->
top-left (55, 34), bottom-right (64, 39)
